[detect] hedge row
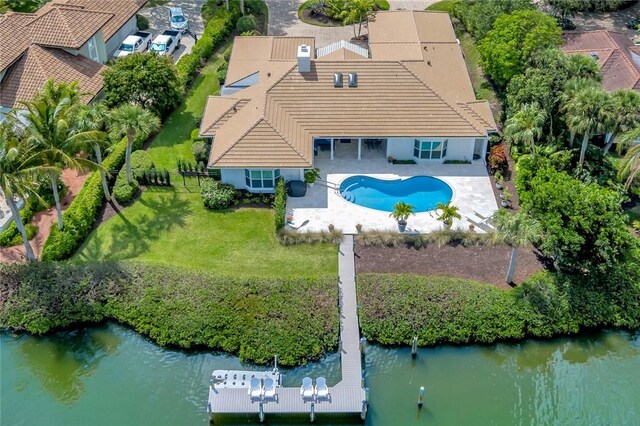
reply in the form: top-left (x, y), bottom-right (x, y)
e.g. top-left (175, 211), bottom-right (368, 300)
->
top-left (274, 178), bottom-right (287, 231)
top-left (112, 150), bottom-right (154, 204)
top-left (357, 272), bottom-right (640, 346)
top-left (0, 262), bottom-right (339, 366)
top-left (41, 137), bottom-right (142, 261)
top-left (176, 4), bottom-right (240, 85)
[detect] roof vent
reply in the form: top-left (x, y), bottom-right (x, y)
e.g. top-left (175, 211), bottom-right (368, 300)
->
top-left (334, 72), bottom-right (343, 88)
top-left (297, 45), bottom-right (311, 73)
top-left (590, 51), bottom-right (599, 59)
top-left (348, 72), bottom-right (357, 87)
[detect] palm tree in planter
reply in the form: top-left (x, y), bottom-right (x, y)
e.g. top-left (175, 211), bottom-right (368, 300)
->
top-left (74, 103), bottom-right (110, 201)
top-left (492, 210), bottom-right (543, 285)
top-left (435, 201), bottom-right (461, 229)
top-left (304, 168), bottom-right (320, 187)
top-left (18, 84), bottom-right (100, 230)
top-left (0, 125), bottom-right (53, 262)
top-left (108, 104), bottom-right (160, 184)
top-left (390, 202), bottom-right (415, 232)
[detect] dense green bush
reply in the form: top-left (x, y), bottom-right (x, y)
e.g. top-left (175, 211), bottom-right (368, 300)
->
top-left (42, 136), bottom-right (143, 261)
top-left (192, 139), bottom-right (210, 163)
top-left (176, 3), bottom-right (240, 85)
top-left (357, 272), bottom-right (640, 346)
top-left (0, 201), bottom-right (36, 247)
top-left (455, 0), bottom-right (534, 40)
top-left (136, 14), bottom-right (149, 30)
top-left (217, 60), bottom-right (229, 84)
top-left (274, 178), bottom-right (287, 231)
top-left (200, 179), bottom-right (236, 210)
top-left (236, 14), bottom-right (257, 32)
top-left (0, 262), bottom-right (338, 366)
top-left (112, 150), bottom-right (154, 204)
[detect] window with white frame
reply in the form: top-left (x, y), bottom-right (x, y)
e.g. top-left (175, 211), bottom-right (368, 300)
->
top-left (413, 139), bottom-right (447, 160)
top-left (88, 36), bottom-right (99, 61)
top-left (245, 169), bottom-right (280, 189)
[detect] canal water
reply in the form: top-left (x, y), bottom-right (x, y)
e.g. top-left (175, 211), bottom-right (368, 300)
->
top-left (1, 323), bottom-right (639, 425)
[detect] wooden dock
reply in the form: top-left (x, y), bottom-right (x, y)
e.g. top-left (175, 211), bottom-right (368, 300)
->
top-left (208, 235), bottom-right (367, 421)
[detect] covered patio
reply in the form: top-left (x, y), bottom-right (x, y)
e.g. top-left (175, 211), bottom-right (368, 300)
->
top-left (286, 158), bottom-right (498, 234)
top-left (314, 138), bottom-right (388, 161)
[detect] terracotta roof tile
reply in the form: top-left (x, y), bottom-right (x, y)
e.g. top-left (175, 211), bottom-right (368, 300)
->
top-left (0, 45), bottom-right (104, 108)
top-left (62, 0), bottom-right (146, 40)
top-left (27, 6), bottom-right (113, 49)
top-left (0, 12), bottom-right (38, 70)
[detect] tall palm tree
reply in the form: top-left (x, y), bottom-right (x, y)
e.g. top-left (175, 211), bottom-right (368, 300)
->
top-left (17, 85), bottom-right (99, 230)
top-left (563, 86), bottom-right (612, 165)
top-left (435, 201), bottom-right (461, 228)
top-left (505, 103), bottom-right (547, 158)
top-left (559, 78), bottom-right (600, 145)
top-left (74, 104), bottom-right (111, 201)
top-left (0, 125), bottom-right (55, 262)
top-left (492, 210), bottom-right (543, 284)
top-left (108, 104), bottom-right (160, 184)
top-left (603, 89), bottom-right (640, 154)
top-left (617, 127), bottom-right (640, 189)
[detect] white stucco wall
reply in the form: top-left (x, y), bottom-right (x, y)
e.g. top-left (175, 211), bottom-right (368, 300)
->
top-left (105, 15), bottom-right (138, 57)
top-left (386, 137), bottom-right (481, 162)
top-left (220, 168), bottom-right (303, 192)
top-left (68, 31), bottom-right (107, 63)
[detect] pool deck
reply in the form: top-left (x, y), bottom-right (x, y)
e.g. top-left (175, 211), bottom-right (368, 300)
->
top-left (286, 158), bottom-right (499, 234)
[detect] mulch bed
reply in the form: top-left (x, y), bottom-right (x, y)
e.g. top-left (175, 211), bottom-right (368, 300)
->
top-left (355, 243), bottom-right (546, 289)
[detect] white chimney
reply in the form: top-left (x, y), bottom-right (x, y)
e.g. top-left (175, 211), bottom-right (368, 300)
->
top-left (297, 45), bottom-right (311, 73)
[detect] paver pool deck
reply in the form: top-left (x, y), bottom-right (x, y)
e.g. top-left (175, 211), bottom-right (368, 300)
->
top-left (286, 159), bottom-right (498, 234)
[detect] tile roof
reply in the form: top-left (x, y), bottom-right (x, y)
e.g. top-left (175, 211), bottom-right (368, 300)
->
top-left (201, 11), bottom-right (496, 168)
top-left (563, 30), bottom-right (640, 92)
top-left (0, 45), bottom-right (104, 108)
top-left (61, 0), bottom-right (146, 40)
top-left (26, 6), bottom-right (113, 49)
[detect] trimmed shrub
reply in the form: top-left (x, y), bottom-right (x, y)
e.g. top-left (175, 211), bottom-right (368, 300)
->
top-left (217, 60), bottom-right (228, 84)
top-left (42, 136), bottom-right (143, 261)
top-left (192, 139), bottom-right (210, 163)
top-left (0, 262), bottom-right (339, 366)
top-left (176, 4), bottom-right (240, 85)
top-left (136, 14), bottom-right (149, 30)
top-left (236, 14), bottom-right (257, 33)
top-left (200, 179), bottom-right (236, 210)
top-left (112, 150), bottom-right (154, 204)
top-left (274, 178), bottom-right (287, 231)
top-left (488, 143), bottom-right (507, 171)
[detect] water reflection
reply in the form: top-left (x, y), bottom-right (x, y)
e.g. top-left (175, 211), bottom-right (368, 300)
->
top-left (13, 326), bottom-right (120, 404)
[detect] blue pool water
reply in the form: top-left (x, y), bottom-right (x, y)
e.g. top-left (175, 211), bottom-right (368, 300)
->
top-left (339, 175), bottom-right (453, 212)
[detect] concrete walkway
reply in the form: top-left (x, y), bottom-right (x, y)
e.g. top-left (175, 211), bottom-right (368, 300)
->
top-left (265, 0), bottom-right (438, 45)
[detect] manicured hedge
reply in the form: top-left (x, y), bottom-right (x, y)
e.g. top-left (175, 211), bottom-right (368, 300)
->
top-left (200, 179), bottom-right (236, 210)
top-left (41, 136), bottom-right (142, 261)
top-left (0, 262), bottom-right (339, 366)
top-left (357, 272), bottom-right (640, 346)
top-left (112, 150), bottom-right (154, 204)
top-left (274, 178), bottom-right (287, 231)
top-left (176, 4), bottom-right (240, 85)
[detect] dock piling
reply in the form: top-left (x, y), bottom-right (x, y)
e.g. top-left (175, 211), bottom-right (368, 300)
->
top-left (411, 336), bottom-right (418, 357)
top-left (259, 402), bottom-right (265, 423)
top-left (418, 386), bottom-right (425, 408)
top-left (310, 402), bottom-right (316, 422)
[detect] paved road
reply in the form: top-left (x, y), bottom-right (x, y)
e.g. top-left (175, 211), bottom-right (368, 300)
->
top-left (139, 0), bottom-right (206, 61)
top-left (265, 0), bottom-right (438, 46)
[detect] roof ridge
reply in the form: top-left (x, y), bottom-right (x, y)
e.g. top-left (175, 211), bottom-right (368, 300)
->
top-left (262, 118), bottom-right (309, 163)
top-left (210, 115), bottom-right (264, 164)
top-left (399, 61), bottom-right (486, 134)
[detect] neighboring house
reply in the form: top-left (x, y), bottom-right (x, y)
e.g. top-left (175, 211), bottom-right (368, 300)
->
top-left (563, 30), bottom-right (640, 92)
top-left (0, 0), bottom-right (145, 111)
top-left (199, 11), bottom-right (497, 193)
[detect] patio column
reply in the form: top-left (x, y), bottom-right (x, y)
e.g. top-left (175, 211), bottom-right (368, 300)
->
top-left (357, 139), bottom-right (362, 160)
top-left (330, 139), bottom-right (334, 160)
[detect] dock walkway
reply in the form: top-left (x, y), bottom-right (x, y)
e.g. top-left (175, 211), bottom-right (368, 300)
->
top-left (208, 235), bottom-right (367, 419)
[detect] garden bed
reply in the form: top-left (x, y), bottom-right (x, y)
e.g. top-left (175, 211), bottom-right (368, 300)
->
top-left (355, 242), bottom-right (545, 288)
top-left (298, 0), bottom-right (390, 27)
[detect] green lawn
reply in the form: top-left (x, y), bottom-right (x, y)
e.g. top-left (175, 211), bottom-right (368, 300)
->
top-left (147, 56), bottom-right (225, 170)
top-left (425, 0), bottom-right (460, 13)
top-left (73, 189), bottom-right (338, 278)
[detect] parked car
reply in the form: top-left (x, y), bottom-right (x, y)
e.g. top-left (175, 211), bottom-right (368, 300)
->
top-left (150, 30), bottom-right (181, 56)
top-left (627, 17), bottom-right (639, 30)
top-left (169, 7), bottom-right (189, 32)
top-left (113, 31), bottom-right (152, 58)
top-left (556, 17), bottom-right (576, 30)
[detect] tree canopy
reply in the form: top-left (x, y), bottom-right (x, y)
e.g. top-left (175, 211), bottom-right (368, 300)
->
top-left (478, 10), bottom-right (562, 90)
top-left (102, 53), bottom-right (182, 118)
top-left (455, 0), bottom-right (534, 40)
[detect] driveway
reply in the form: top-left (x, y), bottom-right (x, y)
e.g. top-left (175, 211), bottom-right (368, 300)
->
top-left (265, 0), bottom-right (438, 47)
top-left (139, 0), bottom-right (207, 62)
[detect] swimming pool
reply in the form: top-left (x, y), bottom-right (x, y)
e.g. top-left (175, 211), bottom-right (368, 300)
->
top-left (339, 175), bottom-right (453, 212)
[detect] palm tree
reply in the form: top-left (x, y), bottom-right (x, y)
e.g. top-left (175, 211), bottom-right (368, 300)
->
top-left (338, 0), bottom-right (376, 38)
top-left (435, 201), bottom-right (461, 228)
top-left (505, 103), bottom-right (547, 157)
top-left (390, 201), bottom-right (415, 231)
top-left (108, 104), bottom-right (160, 184)
top-left (0, 125), bottom-right (54, 262)
top-left (74, 104), bottom-right (111, 201)
top-left (565, 53), bottom-right (601, 83)
top-left (617, 127), bottom-right (640, 189)
top-left (560, 78), bottom-right (600, 146)
top-left (602, 89), bottom-right (640, 154)
top-left (563, 86), bottom-right (612, 165)
top-left (492, 210), bottom-right (543, 284)
top-left (17, 83), bottom-right (99, 230)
